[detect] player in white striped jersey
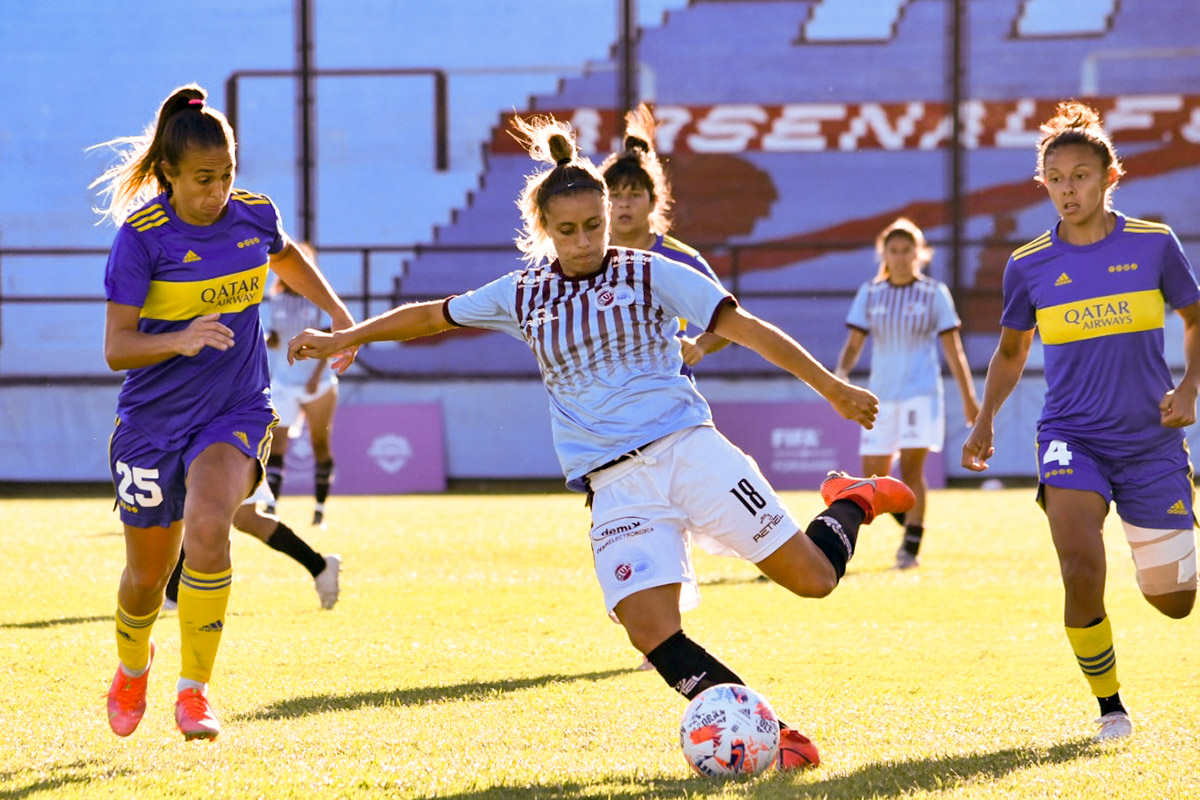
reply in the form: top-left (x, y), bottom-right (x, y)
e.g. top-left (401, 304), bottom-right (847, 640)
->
top-left (289, 114), bottom-right (914, 770)
top-left (835, 218), bottom-right (979, 569)
top-left (261, 261), bottom-right (340, 527)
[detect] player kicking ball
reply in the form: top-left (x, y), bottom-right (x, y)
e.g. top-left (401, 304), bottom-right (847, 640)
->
top-left (288, 114), bottom-right (913, 768)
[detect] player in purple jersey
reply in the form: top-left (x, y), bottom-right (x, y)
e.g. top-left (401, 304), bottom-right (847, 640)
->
top-left (835, 218), bottom-right (978, 569)
top-left (289, 114), bottom-right (914, 770)
top-left (963, 101), bottom-right (1200, 743)
top-left (600, 104), bottom-right (729, 373)
top-left (91, 84), bottom-right (355, 741)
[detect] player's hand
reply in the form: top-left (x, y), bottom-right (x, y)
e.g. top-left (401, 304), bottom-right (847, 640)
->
top-left (679, 336), bottom-right (705, 367)
top-left (176, 313), bottom-right (234, 357)
top-left (327, 317), bottom-right (359, 374)
top-left (828, 380), bottom-right (879, 430)
top-left (1160, 385), bottom-right (1198, 428)
top-left (289, 328), bottom-right (339, 364)
top-left (962, 421), bottom-right (995, 471)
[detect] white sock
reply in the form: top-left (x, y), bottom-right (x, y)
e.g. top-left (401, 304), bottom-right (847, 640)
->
top-left (177, 678), bottom-right (206, 695)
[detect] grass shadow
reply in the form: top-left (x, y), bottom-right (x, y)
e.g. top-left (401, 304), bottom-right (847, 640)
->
top-left (0, 761), bottom-right (131, 800)
top-left (414, 740), bottom-right (1096, 799)
top-left (0, 615), bottom-right (110, 630)
top-left (236, 668), bottom-right (629, 722)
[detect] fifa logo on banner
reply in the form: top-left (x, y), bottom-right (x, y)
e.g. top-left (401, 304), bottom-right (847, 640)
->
top-left (368, 434), bottom-right (414, 474)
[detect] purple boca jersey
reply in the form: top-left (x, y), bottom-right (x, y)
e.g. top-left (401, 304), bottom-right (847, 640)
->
top-left (1001, 213), bottom-right (1200, 456)
top-left (103, 189), bottom-right (285, 450)
top-left (650, 233), bottom-right (722, 379)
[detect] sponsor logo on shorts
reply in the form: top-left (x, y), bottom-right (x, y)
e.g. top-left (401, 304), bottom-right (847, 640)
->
top-left (592, 516), bottom-right (652, 554)
top-left (232, 431), bottom-right (249, 448)
top-left (754, 512), bottom-right (784, 542)
top-left (1168, 499), bottom-right (1189, 515)
top-left (613, 558), bottom-right (652, 583)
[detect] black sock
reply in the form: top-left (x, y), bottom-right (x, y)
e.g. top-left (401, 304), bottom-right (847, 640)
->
top-left (901, 524), bottom-right (925, 556)
top-left (315, 459), bottom-right (335, 506)
top-left (266, 453), bottom-right (285, 499)
top-left (805, 499), bottom-right (865, 580)
top-left (165, 549), bottom-right (184, 603)
top-left (266, 522), bottom-right (327, 577)
top-left (1098, 692), bottom-right (1126, 717)
top-left (645, 630), bottom-right (746, 700)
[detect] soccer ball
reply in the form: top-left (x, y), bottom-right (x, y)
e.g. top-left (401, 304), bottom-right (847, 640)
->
top-left (679, 683), bottom-right (780, 777)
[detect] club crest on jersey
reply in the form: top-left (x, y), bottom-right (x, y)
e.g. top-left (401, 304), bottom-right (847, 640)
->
top-left (595, 284), bottom-right (635, 310)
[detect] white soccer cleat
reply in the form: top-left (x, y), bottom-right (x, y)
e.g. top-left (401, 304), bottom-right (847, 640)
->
top-left (314, 553), bottom-right (342, 609)
top-left (1093, 711), bottom-right (1132, 742)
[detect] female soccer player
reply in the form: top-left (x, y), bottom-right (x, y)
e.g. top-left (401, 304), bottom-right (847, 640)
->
top-left (290, 114), bottom-right (914, 769)
top-left (261, 267), bottom-right (340, 527)
top-left (599, 104), bottom-right (728, 370)
top-left (962, 101), bottom-right (1200, 742)
top-left (834, 218), bottom-right (979, 569)
top-left (93, 83), bottom-right (355, 740)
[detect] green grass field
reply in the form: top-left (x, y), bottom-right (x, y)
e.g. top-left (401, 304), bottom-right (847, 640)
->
top-left (2, 486), bottom-right (1198, 799)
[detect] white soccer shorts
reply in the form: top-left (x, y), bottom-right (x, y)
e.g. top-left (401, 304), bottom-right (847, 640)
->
top-left (270, 376), bottom-right (337, 428)
top-left (587, 424), bottom-right (801, 619)
top-left (859, 394), bottom-right (944, 455)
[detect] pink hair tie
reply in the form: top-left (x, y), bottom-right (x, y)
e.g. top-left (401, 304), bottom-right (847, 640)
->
top-left (188, 98), bottom-right (204, 107)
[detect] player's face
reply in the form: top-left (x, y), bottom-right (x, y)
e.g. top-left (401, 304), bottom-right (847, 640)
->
top-left (163, 144), bottom-right (236, 227)
top-left (1042, 143), bottom-right (1111, 227)
top-left (883, 236), bottom-right (918, 283)
top-left (543, 190), bottom-right (609, 276)
top-left (608, 181), bottom-right (653, 245)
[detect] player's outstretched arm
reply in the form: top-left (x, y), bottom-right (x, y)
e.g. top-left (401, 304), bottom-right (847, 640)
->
top-left (711, 303), bottom-right (879, 429)
top-left (104, 303), bottom-right (234, 371)
top-left (962, 326), bottom-right (1033, 471)
top-left (289, 299), bottom-right (452, 364)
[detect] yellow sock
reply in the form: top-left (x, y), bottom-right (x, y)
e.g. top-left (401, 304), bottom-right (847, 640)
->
top-left (177, 564), bottom-right (232, 684)
top-left (115, 603), bottom-right (159, 672)
top-left (1065, 616), bottom-right (1120, 698)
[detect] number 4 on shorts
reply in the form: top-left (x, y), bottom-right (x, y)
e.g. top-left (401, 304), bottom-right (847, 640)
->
top-left (1043, 440), bottom-right (1073, 467)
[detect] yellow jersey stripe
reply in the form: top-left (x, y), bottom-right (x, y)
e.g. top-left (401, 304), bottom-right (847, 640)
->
top-left (140, 263), bottom-right (268, 321)
top-left (1011, 232), bottom-right (1051, 260)
top-left (126, 203), bottom-right (164, 226)
top-left (1036, 289), bottom-right (1164, 345)
top-left (660, 234), bottom-right (701, 258)
top-left (132, 215), bottom-right (169, 232)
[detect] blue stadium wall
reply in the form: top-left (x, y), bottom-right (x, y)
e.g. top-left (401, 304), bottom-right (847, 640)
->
top-left (3, 0), bottom-right (1200, 482)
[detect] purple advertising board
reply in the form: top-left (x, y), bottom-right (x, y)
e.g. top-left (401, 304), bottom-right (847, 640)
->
top-left (282, 403), bottom-right (446, 494)
top-left (709, 402), bottom-right (945, 490)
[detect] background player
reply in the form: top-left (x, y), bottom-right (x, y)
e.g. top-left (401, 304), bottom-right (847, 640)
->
top-left (962, 100), bottom-right (1200, 742)
top-left (94, 83), bottom-right (355, 741)
top-left (261, 263), bottom-right (340, 527)
top-left (289, 114), bottom-right (914, 770)
top-left (599, 103), bottom-right (729, 371)
top-left (835, 218), bottom-right (978, 568)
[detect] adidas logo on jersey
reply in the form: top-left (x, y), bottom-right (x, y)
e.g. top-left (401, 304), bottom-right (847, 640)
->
top-left (183, 250), bottom-right (202, 263)
top-left (1054, 272), bottom-right (1072, 286)
top-left (1167, 499), bottom-right (1189, 515)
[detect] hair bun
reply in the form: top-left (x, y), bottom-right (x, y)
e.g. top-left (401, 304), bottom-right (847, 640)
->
top-left (555, 156), bottom-right (572, 167)
top-left (624, 135), bottom-right (650, 154)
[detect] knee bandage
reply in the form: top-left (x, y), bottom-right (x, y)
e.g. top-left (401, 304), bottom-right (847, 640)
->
top-left (1121, 522), bottom-right (1198, 595)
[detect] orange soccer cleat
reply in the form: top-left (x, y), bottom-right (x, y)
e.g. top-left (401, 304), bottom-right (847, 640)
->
top-left (819, 471), bottom-right (915, 525)
top-left (776, 726), bottom-right (820, 770)
top-left (107, 641), bottom-right (155, 737)
top-left (175, 687), bottom-right (221, 741)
